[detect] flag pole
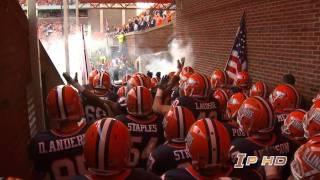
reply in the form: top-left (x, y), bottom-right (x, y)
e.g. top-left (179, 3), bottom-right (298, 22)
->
top-left (224, 11), bottom-right (246, 72)
top-left (81, 25), bottom-right (89, 84)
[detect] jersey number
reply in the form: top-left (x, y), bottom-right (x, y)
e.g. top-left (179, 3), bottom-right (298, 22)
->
top-left (129, 137), bottom-right (158, 167)
top-left (85, 105), bottom-right (107, 122)
top-left (51, 155), bottom-right (87, 180)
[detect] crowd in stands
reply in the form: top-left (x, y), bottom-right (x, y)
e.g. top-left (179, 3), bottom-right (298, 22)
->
top-left (114, 9), bottom-right (175, 34)
top-left (19, 0), bottom-right (75, 5)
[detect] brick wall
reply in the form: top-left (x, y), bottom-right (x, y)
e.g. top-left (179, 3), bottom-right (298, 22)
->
top-left (175, 0), bottom-right (320, 101)
top-left (125, 23), bottom-right (174, 59)
top-left (0, 0), bottom-right (34, 177)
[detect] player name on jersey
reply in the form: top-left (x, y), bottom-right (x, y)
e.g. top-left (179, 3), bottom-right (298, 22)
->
top-left (232, 128), bottom-right (247, 137)
top-left (127, 123), bottom-right (158, 133)
top-left (254, 142), bottom-right (290, 158)
top-left (173, 149), bottom-right (191, 161)
top-left (38, 134), bottom-right (85, 154)
top-left (195, 102), bottom-right (217, 110)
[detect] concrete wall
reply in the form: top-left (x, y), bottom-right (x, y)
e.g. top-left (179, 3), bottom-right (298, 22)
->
top-left (175, 0), bottom-right (320, 101)
top-left (125, 23), bottom-right (174, 59)
top-left (88, 9), bottom-right (136, 32)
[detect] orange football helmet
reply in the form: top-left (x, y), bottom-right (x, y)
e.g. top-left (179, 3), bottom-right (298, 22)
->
top-left (186, 118), bottom-right (231, 168)
top-left (184, 72), bottom-right (211, 98)
top-left (237, 96), bottom-right (275, 134)
top-left (93, 72), bottom-right (111, 90)
top-left (234, 71), bottom-right (250, 88)
top-left (163, 106), bottom-right (196, 141)
top-left (117, 86), bottom-right (128, 98)
top-left (303, 100), bottom-right (320, 139)
top-left (88, 69), bottom-right (99, 86)
top-left (180, 66), bottom-right (194, 82)
top-left (213, 88), bottom-right (229, 116)
top-left (122, 74), bottom-right (132, 86)
top-left (127, 86), bottom-right (153, 116)
top-left (127, 73), bottom-right (151, 89)
top-left (210, 69), bottom-right (228, 89)
top-left (226, 92), bottom-right (247, 120)
top-left (84, 118), bottom-right (131, 173)
top-left (269, 84), bottom-right (300, 113)
top-left (46, 85), bottom-right (84, 122)
top-left (290, 137), bottom-right (320, 180)
top-left (281, 109), bottom-right (306, 140)
top-left (249, 81), bottom-right (268, 98)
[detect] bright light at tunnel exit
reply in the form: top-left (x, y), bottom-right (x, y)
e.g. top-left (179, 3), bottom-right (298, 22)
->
top-left (41, 32), bottom-right (88, 85)
top-left (136, 3), bottom-right (154, 15)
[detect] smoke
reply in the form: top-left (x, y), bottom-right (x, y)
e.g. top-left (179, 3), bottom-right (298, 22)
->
top-left (144, 56), bottom-right (176, 76)
top-left (168, 38), bottom-right (194, 67)
top-left (142, 38), bottom-right (194, 76)
top-left (42, 32), bottom-right (88, 85)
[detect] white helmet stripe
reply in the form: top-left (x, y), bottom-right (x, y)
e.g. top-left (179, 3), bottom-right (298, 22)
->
top-left (220, 89), bottom-right (229, 101)
top-left (262, 82), bottom-right (267, 98)
top-left (98, 119), bottom-right (112, 170)
top-left (137, 86), bottom-right (142, 114)
top-left (99, 73), bottom-right (104, 87)
top-left (137, 76), bottom-right (144, 86)
top-left (205, 118), bottom-right (217, 164)
top-left (200, 73), bottom-right (210, 96)
top-left (177, 106), bottom-right (185, 138)
top-left (57, 85), bottom-right (67, 120)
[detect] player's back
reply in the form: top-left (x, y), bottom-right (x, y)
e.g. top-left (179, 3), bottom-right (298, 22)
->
top-left (147, 140), bottom-right (192, 175)
top-left (174, 96), bottom-right (221, 120)
top-left (230, 133), bottom-right (296, 170)
top-left (80, 92), bottom-right (113, 123)
top-left (222, 122), bottom-right (247, 141)
top-left (29, 121), bottom-right (89, 180)
top-left (116, 113), bottom-right (165, 168)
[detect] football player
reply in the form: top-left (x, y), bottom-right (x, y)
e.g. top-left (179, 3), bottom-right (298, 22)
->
top-left (281, 109), bottom-right (306, 145)
top-left (232, 71), bottom-right (250, 95)
top-left (116, 86), bottom-right (165, 168)
top-left (154, 71), bottom-right (220, 120)
top-left (210, 69), bottom-right (228, 90)
top-left (249, 81), bottom-right (268, 98)
top-left (147, 106), bottom-right (195, 175)
top-left (92, 72), bottom-right (118, 102)
top-left (230, 97), bottom-right (298, 178)
top-left (73, 118), bottom-right (160, 180)
top-left (303, 100), bottom-right (320, 139)
top-left (29, 85), bottom-right (89, 179)
top-left (290, 136), bottom-right (320, 180)
top-left (213, 89), bottom-right (247, 140)
top-left (162, 118), bottom-right (263, 179)
top-left (269, 84), bottom-right (300, 128)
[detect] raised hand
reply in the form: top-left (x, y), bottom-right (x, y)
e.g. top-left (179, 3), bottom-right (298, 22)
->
top-left (177, 57), bottom-right (185, 71)
top-left (158, 75), bottom-right (170, 90)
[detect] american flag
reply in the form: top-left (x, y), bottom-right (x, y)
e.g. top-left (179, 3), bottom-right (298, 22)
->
top-left (225, 13), bottom-right (247, 84)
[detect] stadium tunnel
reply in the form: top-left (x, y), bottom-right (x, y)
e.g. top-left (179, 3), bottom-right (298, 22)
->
top-left (1, 0), bottom-right (320, 178)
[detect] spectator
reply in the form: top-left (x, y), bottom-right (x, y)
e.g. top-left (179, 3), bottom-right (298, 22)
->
top-left (149, 16), bottom-right (156, 28)
top-left (156, 13), bottom-right (164, 27)
top-left (282, 73), bottom-right (295, 85)
top-left (139, 17), bottom-right (147, 30)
